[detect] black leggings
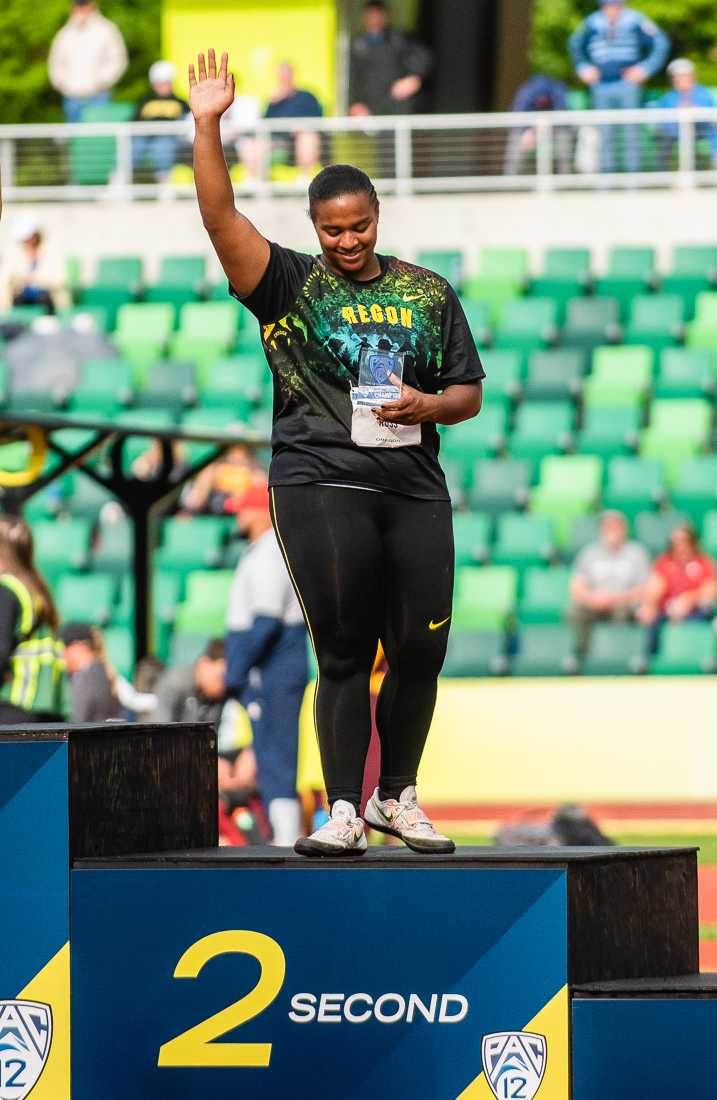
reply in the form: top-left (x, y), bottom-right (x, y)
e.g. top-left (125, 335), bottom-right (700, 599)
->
top-left (271, 484), bottom-right (454, 810)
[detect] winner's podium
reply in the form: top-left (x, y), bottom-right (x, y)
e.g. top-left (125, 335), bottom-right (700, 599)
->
top-left (0, 724), bottom-right (711, 1100)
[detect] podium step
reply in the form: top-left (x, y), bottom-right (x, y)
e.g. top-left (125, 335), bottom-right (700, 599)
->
top-left (574, 972), bottom-right (717, 998)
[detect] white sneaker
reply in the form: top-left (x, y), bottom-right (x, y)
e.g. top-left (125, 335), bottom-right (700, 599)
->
top-left (294, 800), bottom-right (368, 858)
top-left (364, 786), bottom-right (455, 853)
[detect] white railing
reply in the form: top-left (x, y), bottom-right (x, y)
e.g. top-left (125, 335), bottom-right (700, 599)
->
top-left (1, 107), bottom-right (716, 201)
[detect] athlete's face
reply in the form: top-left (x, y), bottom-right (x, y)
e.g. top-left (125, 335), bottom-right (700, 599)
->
top-left (312, 192), bottom-right (380, 279)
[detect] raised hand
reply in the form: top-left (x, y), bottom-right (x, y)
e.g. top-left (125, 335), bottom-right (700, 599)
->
top-left (189, 49), bottom-right (235, 122)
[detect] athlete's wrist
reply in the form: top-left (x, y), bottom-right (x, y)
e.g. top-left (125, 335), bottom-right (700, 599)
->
top-left (419, 393), bottom-right (442, 423)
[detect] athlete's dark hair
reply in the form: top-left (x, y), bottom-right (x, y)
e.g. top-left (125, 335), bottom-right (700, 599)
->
top-left (308, 164), bottom-right (379, 221)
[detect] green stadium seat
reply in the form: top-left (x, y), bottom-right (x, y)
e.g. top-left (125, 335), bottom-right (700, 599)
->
top-left (469, 458), bottom-right (531, 515)
top-left (523, 349), bottom-right (585, 401)
top-left (442, 630), bottom-right (507, 677)
top-left (671, 245), bottom-right (717, 279)
top-left (174, 570), bottom-right (234, 634)
top-left (200, 354), bottom-right (266, 405)
top-left (461, 278), bottom-right (521, 325)
top-left (599, 247), bottom-right (656, 310)
top-left (462, 249), bottom-right (528, 324)
top-left (155, 516), bottom-right (229, 575)
top-left (478, 349), bottom-right (523, 401)
top-left (655, 348), bottom-right (715, 399)
top-left (531, 455), bottom-right (603, 542)
top-left (68, 103), bottom-right (135, 186)
top-left (176, 301), bottom-right (240, 346)
top-left (70, 359), bottom-right (134, 414)
top-left (603, 456), bottom-right (665, 519)
top-left (512, 624), bottom-right (577, 676)
top-left (77, 286), bottom-right (134, 330)
top-left (625, 294), bottom-right (685, 354)
top-left (0, 306), bottom-right (49, 328)
top-left (58, 306), bottom-right (110, 334)
top-left (6, 388), bottom-right (63, 415)
top-left (113, 303), bottom-right (175, 376)
top-left (157, 255), bottom-right (207, 288)
top-left (700, 511), bottom-right (717, 557)
top-left (452, 565), bottom-right (517, 630)
top-left (582, 623), bottom-right (649, 675)
top-left (137, 360), bottom-right (198, 413)
top-left (169, 633), bottom-right (211, 666)
top-left (114, 571), bottom-right (182, 629)
top-left (493, 513), bottom-right (555, 570)
top-left (182, 406), bottom-right (253, 433)
top-left (671, 456), bottom-right (717, 525)
top-left (509, 400), bottom-right (574, 464)
top-left (577, 406), bottom-right (640, 459)
top-left (93, 519), bottom-right (132, 575)
top-left (583, 346), bottom-right (653, 408)
top-left (634, 510), bottom-right (688, 556)
top-left (416, 250), bottom-right (463, 288)
top-left (562, 297), bottom-right (620, 350)
top-left (439, 405), bottom-right (509, 478)
top-left (531, 248), bottom-right (592, 323)
top-left (494, 298), bottom-right (558, 351)
top-left (453, 512), bottom-right (492, 566)
top-left (650, 621), bottom-right (717, 675)
top-left (518, 566), bottom-right (571, 624)
top-left (34, 518), bottom-right (92, 584)
top-left (57, 572), bottom-right (116, 627)
top-left (459, 301), bottom-right (492, 344)
top-left (95, 256), bottom-right (144, 292)
top-left (103, 626), bottom-right (135, 680)
top-left (640, 398), bottom-right (712, 483)
top-left (565, 514), bottom-right (602, 559)
top-left (479, 247), bottom-right (529, 283)
top-left (64, 472), bottom-right (117, 519)
top-left (685, 291), bottom-right (717, 354)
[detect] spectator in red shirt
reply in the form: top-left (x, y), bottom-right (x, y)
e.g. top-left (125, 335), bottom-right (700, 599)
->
top-left (637, 523), bottom-right (717, 633)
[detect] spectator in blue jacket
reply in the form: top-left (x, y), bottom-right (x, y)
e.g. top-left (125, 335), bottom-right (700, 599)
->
top-left (504, 74), bottom-right (572, 175)
top-left (225, 480), bottom-right (308, 847)
top-left (569, 0), bottom-right (670, 173)
top-left (652, 58), bottom-right (717, 169)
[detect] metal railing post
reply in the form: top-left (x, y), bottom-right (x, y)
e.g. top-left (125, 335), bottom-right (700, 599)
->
top-left (395, 121), bottom-right (413, 196)
top-left (535, 118), bottom-right (553, 192)
top-left (115, 127), bottom-right (132, 196)
top-left (0, 138), bottom-right (14, 193)
top-left (677, 112), bottom-right (696, 190)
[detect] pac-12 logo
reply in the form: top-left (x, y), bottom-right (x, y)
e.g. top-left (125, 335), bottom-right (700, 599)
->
top-left (482, 1031), bottom-right (547, 1100)
top-left (0, 1000), bottom-right (52, 1100)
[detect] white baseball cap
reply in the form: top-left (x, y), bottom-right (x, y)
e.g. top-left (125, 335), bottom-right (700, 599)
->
top-left (668, 58), bottom-right (696, 77)
top-left (149, 60), bottom-right (176, 85)
top-left (12, 213), bottom-right (42, 242)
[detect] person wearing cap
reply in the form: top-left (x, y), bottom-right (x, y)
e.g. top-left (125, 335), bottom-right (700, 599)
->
top-left (133, 61), bottom-right (190, 183)
top-left (349, 0), bottom-right (433, 117)
top-left (504, 74), bottom-right (572, 175)
top-left (652, 59), bottom-right (717, 170)
top-left (569, 511), bottom-right (651, 656)
top-left (225, 480), bottom-right (307, 847)
top-left (48, 0), bottom-right (128, 123)
top-left (0, 215), bottom-right (69, 313)
top-left (569, 1), bottom-right (669, 174)
top-left (60, 622), bottom-right (122, 723)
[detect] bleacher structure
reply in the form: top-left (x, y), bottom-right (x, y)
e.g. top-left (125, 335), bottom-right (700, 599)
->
top-left (4, 243), bottom-right (717, 677)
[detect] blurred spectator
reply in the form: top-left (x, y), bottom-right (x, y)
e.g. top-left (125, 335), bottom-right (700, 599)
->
top-left (225, 481), bottom-right (308, 846)
top-left (569, 0), bottom-right (669, 174)
top-left (0, 516), bottom-right (66, 725)
top-left (48, 0), bottom-right (128, 123)
top-left (349, 0), bottom-right (432, 116)
top-left (637, 523), bottom-right (717, 632)
top-left (265, 62), bottom-right (323, 176)
top-left (0, 215), bottom-right (70, 313)
top-left (570, 511), bottom-right (650, 655)
top-left (652, 59), bottom-right (717, 169)
top-left (116, 654), bottom-right (165, 721)
top-left (181, 444), bottom-right (263, 515)
top-left (60, 622), bottom-right (122, 722)
top-left (131, 438), bottom-right (187, 483)
top-left (218, 82), bottom-right (262, 181)
top-left (504, 74), bottom-right (572, 175)
top-left (152, 638), bottom-right (226, 724)
top-left (494, 804), bottom-right (614, 847)
top-left (133, 61), bottom-right (190, 183)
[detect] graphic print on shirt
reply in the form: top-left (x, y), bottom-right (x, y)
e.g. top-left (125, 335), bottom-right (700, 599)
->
top-left (259, 259), bottom-right (446, 425)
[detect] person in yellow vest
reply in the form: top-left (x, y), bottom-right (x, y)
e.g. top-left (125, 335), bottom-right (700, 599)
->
top-left (0, 516), bottom-right (66, 724)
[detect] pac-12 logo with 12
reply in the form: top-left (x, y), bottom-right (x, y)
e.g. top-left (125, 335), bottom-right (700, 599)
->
top-left (482, 1031), bottom-right (547, 1100)
top-left (0, 1000), bottom-right (52, 1100)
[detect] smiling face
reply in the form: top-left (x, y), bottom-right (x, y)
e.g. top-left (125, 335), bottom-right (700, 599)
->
top-left (311, 191), bottom-right (380, 279)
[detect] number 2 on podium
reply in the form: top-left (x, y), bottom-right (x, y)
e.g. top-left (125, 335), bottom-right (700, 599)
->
top-left (157, 930), bottom-right (286, 1068)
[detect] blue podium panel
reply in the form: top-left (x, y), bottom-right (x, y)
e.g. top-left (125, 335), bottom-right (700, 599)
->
top-left (71, 866), bottom-right (568, 1100)
top-left (0, 739), bottom-right (70, 1100)
top-left (573, 998), bottom-right (717, 1098)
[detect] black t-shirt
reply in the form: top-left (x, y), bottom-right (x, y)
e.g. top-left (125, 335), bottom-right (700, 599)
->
top-left (233, 244), bottom-right (484, 499)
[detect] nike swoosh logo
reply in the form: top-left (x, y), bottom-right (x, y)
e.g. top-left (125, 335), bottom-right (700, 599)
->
top-left (429, 616), bottom-right (451, 631)
top-left (402, 293), bottom-right (422, 302)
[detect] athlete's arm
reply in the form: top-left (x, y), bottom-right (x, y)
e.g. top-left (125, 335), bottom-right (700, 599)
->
top-left (376, 381), bottom-right (482, 426)
top-left (190, 50), bottom-right (270, 297)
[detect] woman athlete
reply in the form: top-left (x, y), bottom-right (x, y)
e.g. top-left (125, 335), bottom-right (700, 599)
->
top-left (190, 50), bottom-right (484, 857)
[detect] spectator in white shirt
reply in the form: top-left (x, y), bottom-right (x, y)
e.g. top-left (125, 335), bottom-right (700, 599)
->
top-left (48, 0), bottom-right (128, 123)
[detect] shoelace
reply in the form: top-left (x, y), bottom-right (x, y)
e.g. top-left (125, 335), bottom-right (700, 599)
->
top-left (324, 815), bottom-right (362, 842)
top-left (388, 801), bottom-right (435, 834)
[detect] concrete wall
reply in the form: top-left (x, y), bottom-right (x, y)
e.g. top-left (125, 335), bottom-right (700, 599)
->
top-left (1, 187), bottom-right (711, 282)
